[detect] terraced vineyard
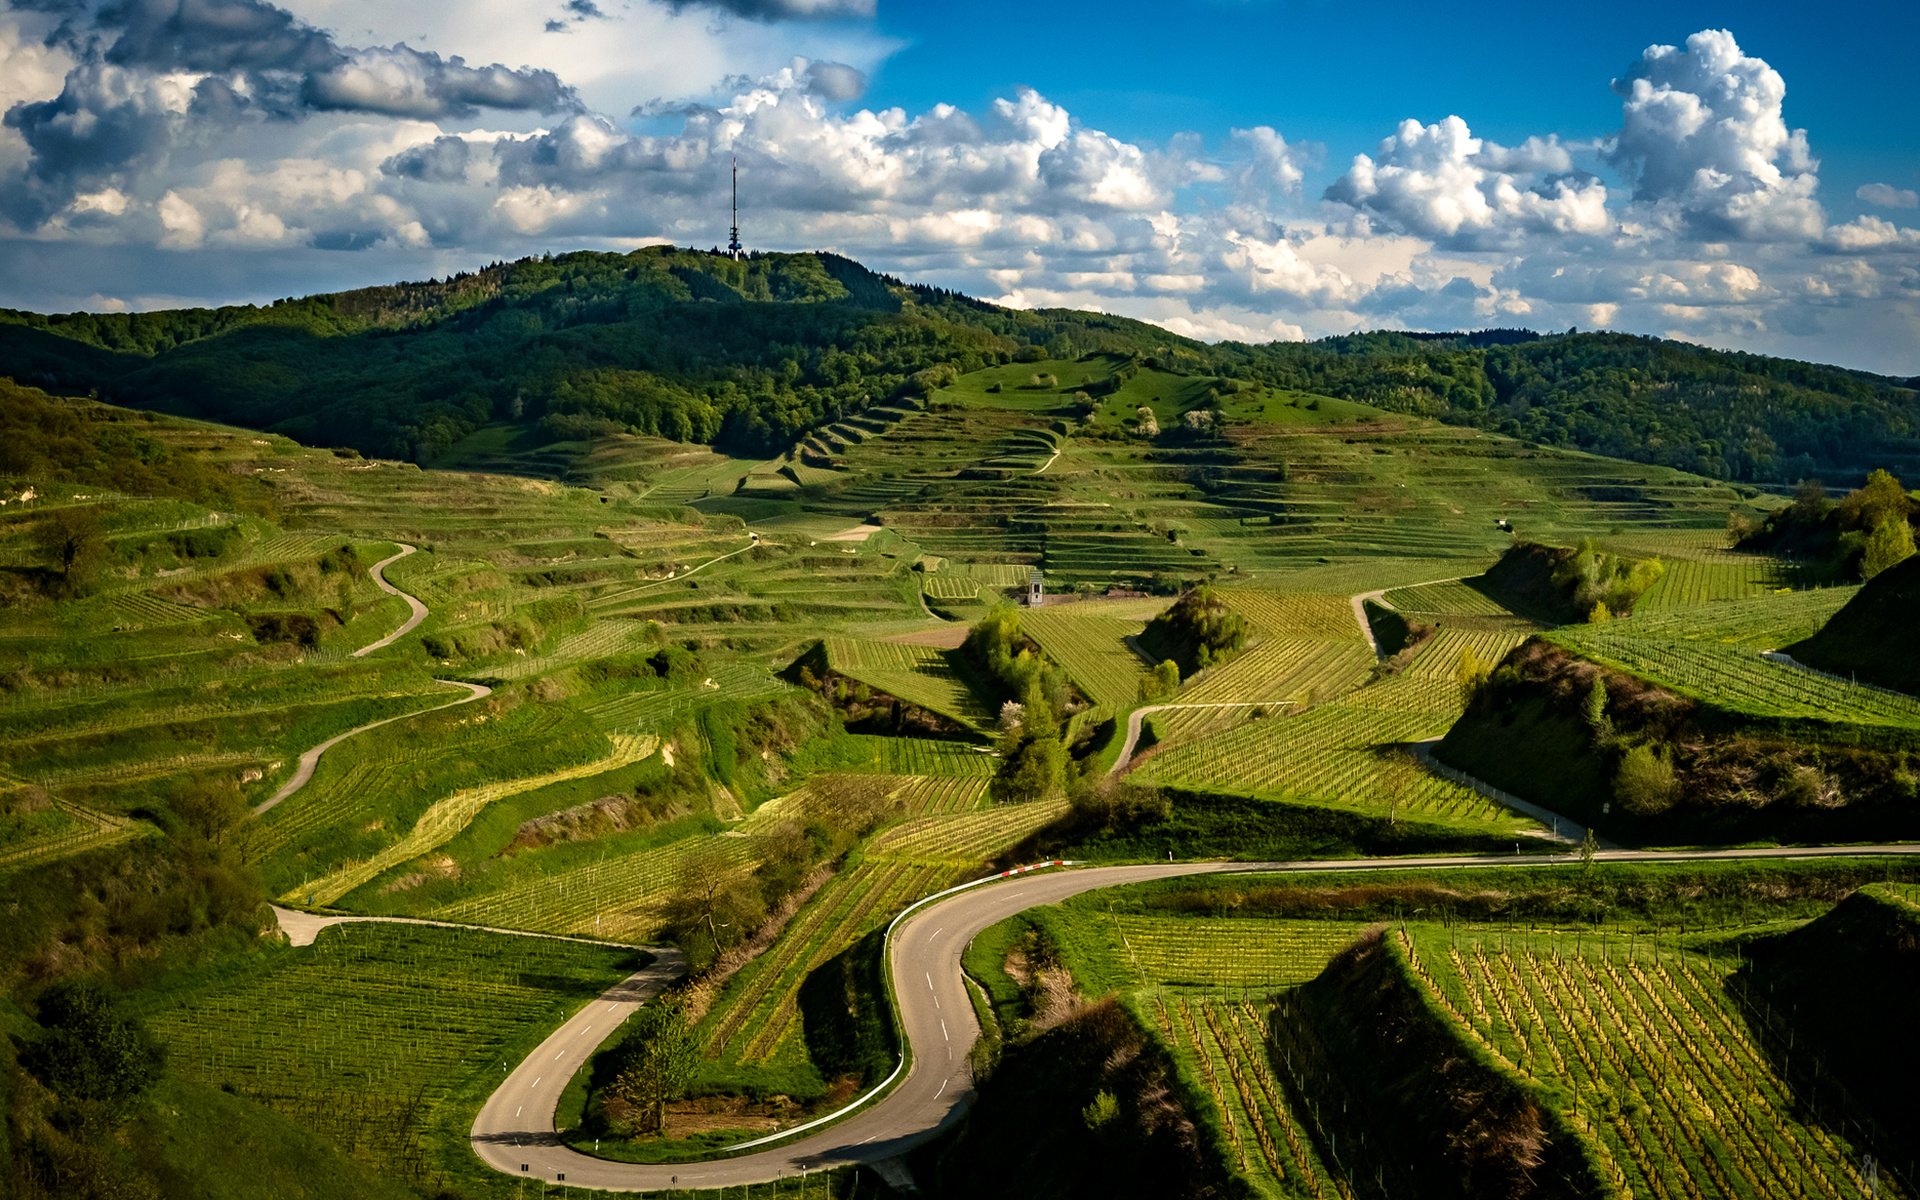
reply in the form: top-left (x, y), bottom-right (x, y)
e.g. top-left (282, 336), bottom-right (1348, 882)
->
top-left (7, 328), bottom-right (1883, 1199)
top-left (429, 832), bottom-right (763, 942)
top-left (1551, 625), bottom-right (1920, 728)
top-left (823, 637), bottom-right (996, 732)
top-left (1605, 586), bottom-right (1857, 649)
top-left (135, 923), bottom-right (643, 1179)
top-left (865, 797), bottom-right (1068, 861)
top-left (698, 857), bottom-right (959, 1072)
top-left (1400, 927), bottom-right (1897, 1200)
top-left (1139, 675), bottom-right (1537, 834)
top-left (0, 796), bottom-right (152, 874)
top-left (1019, 607), bottom-right (1157, 711)
top-left (1149, 993), bottom-right (1347, 1200)
top-left (1095, 916), bottom-right (1365, 990)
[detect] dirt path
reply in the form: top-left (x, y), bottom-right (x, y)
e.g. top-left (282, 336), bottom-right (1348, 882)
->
top-left (254, 680), bottom-right (492, 815)
top-left (588, 534), bottom-right (760, 608)
top-left (354, 543), bottom-right (429, 658)
top-left (254, 540), bottom-right (482, 816)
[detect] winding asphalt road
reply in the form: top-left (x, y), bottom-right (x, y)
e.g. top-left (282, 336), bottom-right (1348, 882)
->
top-left (469, 842), bottom-right (1920, 1191)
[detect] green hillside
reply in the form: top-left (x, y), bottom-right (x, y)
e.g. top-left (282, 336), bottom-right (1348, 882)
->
top-left (1743, 885), bottom-right (1920, 1158)
top-left (4, 279), bottom-right (1919, 1198)
top-left (1229, 329), bottom-right (1920, 485)
top-left (0, 248), bottom-right (1205, 464)
top-left (4, 249), bottom-right (1916, 488)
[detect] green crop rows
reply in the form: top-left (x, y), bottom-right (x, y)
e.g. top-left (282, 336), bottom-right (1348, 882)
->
top-left (1149, 993), bottom-right (1345, 1200)
top-left (135, 923), bottom-right (642, 1179)
top-left (698, 858), bottom-right (957, 1070)
top-left (1551, 626), bottom-right (1920, 728)
top-left (1404, 927), bottom-right (1894, 1200)
top-left (824, 637), bottom-right (995, 731)
top-left (1020, 608), bottom-right (1156, 711)
top-left (1141, 676), bottom-right (1534, 834)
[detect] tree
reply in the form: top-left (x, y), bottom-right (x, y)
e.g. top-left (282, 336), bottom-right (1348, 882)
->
top-left (33, 505), bottom-right (106, 594)
top-left (1139, 659), bottom-right (1180, 703)
top-left (1838, 468), bottom-right (1910, 532)
top-left (1583, 676), bottom-right (1612, 739)
top-left (658, 848), bottom-right (767, 971)
top-left (1455, 647), bottom-right (1491, 707)
top-left (602, 994), bottom-right (698, 1137)
top-left (1613, 743), bottom-right (1678, 816)
top-left (991, 736), bottom-right (1067, 805)
top-left (1861, 517), bottom-right (1915, 580)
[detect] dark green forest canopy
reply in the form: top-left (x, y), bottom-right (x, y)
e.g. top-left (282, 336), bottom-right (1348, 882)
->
top-left (1220, 329), bottom-right (1920, 485)
top-left (2, 247), bottom-right (1915, 484)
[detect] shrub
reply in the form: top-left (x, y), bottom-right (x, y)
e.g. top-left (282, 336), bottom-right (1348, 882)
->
top-left (23, 982), bottom-right (165, 1105)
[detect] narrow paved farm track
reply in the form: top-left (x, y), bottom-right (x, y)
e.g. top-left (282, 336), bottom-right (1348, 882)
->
top-left (472, 843), bottom-right (1920, 1191)
top-left (1110, 702), bottom-right (1270, 774)
top-left (354, 543), bottom-right (429, 658)
top-left (253, 679), bottom-right (491, 815)
top-left (256, 546), bottom-right (485, 815)
top-left (1348, 576), bottom-right (1466, 656)
top-left (268, 904), bottom-right (654, 952)
top-left (1409, 739), bottom-right (1601, 846)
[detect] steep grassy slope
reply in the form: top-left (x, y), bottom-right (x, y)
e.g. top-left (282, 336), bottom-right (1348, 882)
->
top-left (916, 999), bottom-right (1238, 1200)
top-left (1275, 931), bottom-right (1604, 1200)
top-left (1743, 884), bottom-right (1920, 1162)
top-left (1437, 637), bottom-right (1920, 844)
top-left (1785, 554), bottom-right (1920, 693)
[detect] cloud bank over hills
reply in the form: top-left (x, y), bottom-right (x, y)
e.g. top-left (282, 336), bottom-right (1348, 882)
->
top-left (0, 2), bottom-right (1914, 373)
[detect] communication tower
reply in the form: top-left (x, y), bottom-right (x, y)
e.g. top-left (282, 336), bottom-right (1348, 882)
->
top-left (727, 155), bottom-right (743, 260)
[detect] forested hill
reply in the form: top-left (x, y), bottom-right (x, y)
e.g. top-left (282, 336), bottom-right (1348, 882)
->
top-left (0, 248), bottom-right (1204, 462)
top-left (1223, 330), bottom-right (1920, 485)
top-left (1, 246), bottom-right (1915, 484)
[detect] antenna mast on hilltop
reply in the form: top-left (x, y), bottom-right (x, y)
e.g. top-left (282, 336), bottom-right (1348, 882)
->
top-left (727, 155), bottom-right (743, 260)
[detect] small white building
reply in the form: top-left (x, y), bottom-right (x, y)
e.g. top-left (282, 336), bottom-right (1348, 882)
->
top-left (1027, 569), bottom-right (1044, 607)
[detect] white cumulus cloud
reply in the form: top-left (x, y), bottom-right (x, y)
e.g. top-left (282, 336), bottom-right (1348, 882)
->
top-left (1605, 28), bottom-right (1821, 240)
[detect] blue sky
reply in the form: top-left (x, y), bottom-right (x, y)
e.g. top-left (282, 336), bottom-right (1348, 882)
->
top-left (873, 0), bottom-right (1918, 212)
top-left (0, 0), bottom-right (1915, 372)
